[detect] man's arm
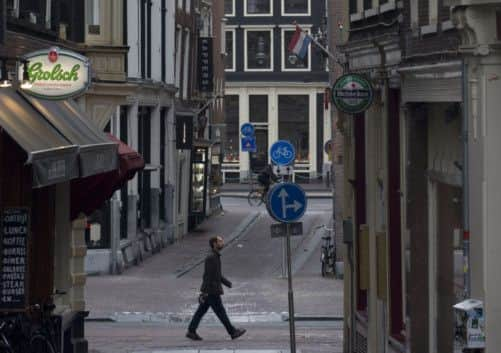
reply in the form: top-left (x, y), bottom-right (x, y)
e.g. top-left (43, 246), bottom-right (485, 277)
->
top-left (221, 276), bottom-right (232, 288)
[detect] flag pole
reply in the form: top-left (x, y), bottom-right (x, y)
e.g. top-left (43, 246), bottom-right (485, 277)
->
top-left (293, 22), bottom-right (344, 68)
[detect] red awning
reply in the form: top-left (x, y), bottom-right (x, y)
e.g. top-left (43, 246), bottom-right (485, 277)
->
top-left (70, 134), bottom-right (145, 220)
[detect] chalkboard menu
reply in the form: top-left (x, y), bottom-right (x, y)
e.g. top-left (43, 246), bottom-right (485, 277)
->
top-left (0, 208), bottom-right (29, 310)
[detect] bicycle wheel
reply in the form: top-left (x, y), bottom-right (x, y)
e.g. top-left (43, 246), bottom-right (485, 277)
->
top-left (248, 190), bottom-right (263, 206)
top-left (321, 251), bottom-right (327, 277)
top-left (30, 334), bottom-right (55, 353)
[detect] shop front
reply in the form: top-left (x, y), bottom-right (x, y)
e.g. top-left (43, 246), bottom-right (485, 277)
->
top-left (0, 47), bottom-right (141, 352)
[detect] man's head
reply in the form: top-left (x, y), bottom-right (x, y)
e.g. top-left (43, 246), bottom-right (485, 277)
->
top-left (209, 235), bottom-right (224, 251)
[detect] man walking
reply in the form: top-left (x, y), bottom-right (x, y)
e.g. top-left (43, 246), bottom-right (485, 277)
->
top-left (186, 235), bottom-right (246, 341)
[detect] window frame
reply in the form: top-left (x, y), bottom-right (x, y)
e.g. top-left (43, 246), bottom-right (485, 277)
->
top-left (281, 0), bottom-right (311, 17)
top-left (244, 0), bottom-right (273, 17)
top-left (280, 26), bottom-right (311, 72)
top-left (224, 28), bottom-right (236, 72)
top-left (244, 27), bottom-right (274, 72)
top-left (224, 0), bottom-right (235, 16)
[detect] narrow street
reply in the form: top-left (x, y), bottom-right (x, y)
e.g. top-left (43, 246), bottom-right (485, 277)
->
top-left (85, 197), bottom-right (343, 353)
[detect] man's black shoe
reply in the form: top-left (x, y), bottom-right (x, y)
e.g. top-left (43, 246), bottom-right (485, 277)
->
top-left (186, 331), bottom-right (203, 341)
top-left (231, 328), bottom-right (246, 340)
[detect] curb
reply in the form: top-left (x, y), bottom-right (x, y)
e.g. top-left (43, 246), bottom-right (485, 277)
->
top-left (174, 212), bottom-right (261, 278)
top-left (282, 314), bottom-right (344, 322)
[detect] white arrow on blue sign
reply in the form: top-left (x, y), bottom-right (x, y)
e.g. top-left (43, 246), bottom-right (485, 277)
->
top-left (266, 182), bottom-right (307, 223)
top-left (269, 140), bottom-right (295, 166)
top-left (241, 136), bottom-right (256, 152)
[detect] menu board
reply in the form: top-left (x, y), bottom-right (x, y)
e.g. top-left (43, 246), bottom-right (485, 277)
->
top-left (0, 208), bottom-right (29, 310)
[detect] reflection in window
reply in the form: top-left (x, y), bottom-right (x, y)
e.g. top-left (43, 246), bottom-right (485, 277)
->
top-left (225, 31), bottom-right (234, 70)
top-left (247, 0), bottom-right (271, 14)
top-left (283, 0), bottom-right (308, 14)
top-left (278, 95), bottom-right (309, 163)
top-left (86, 0), bottom-right (100, 34)
top-left (284, 30), bottom-right (309, 69)
top-left (246, 31), bottom-right (271, 69)
top-left (249, 95), bottom-right (268, 123)
top-left (224, 0), bottom-right (234, 14)
top-left (224, 95), bottom-right (239, 163)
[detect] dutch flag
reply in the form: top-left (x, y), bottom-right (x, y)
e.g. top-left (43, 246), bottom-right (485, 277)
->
top-left (288, 25), bottom-right (312, 60)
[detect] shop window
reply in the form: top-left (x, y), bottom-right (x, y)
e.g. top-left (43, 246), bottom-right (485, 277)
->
top-left (86, 0), bottom-right (100, 35)
top-left (249, 95), bottom-right (268, 123)
top-left (249, 95), bottom-right (269, 173)
top-left (278, 95), bottom-right (309, 163)
top-left (224, 95), bottom-right (239, 163)
top-left (119, 106), bottom-right (128, 240)
top-left (225, 30), bottom-right (235, 71)
top-left (282, 0), bottom-right (310, 15)
top-left (245, 29), bottom-right (273, 71)
top-left (282, 28), bottom-right (310, 71)
top-left (245, 0), bottom-right (272, 16)
top-left (224, 0), bottom-right (234, 16)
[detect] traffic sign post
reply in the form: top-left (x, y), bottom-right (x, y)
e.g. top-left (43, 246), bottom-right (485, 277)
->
top-left (240, 122), bottom-right (255, 137)
top-left (266, 182), bottom-right (307, 353)
top-left (241, 136), bottom-right (256, 152)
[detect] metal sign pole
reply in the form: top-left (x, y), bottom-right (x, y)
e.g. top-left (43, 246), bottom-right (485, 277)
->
top-left (282, 238), bottom-right (287, 278)
top-left (286, 222), bottom-right (296, 353)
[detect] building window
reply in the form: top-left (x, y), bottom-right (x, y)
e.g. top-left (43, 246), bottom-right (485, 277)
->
top-left (86, 0), bottom-right (100, 34)
top-left (224, 0), bottom-right (235, 16)
top-left (186, 0), bottom-right (191, 13)
top-left (225, 30), bottom-right (235, 71)
top-left (282, 0), bottom-right (310, 16)
top-left (282, 28), bottom-right (310, 71)
top-left (245, 29), bottom-right (273, 71)
top-left (245, 0), bottom-right (273, 16)
top-left (249, 95), bottom-right (268, 123)
top-left (278, 95), bottom-right (309, 163)
top-left (224, 95), bottom-right (239, 163)
top-left (182, 29), bottom-right (191, 99)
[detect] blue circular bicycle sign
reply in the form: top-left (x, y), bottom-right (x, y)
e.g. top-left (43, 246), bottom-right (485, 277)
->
top-left (267, 182), bottom-right (307, 223)
top-left (270, 140), bottom-right (295, 166)
top-left (240, 123), bottom-right (255, 137)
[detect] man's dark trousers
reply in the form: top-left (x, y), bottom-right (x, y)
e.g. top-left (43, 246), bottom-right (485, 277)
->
top-left (188, 294), bottom-right (236, 335)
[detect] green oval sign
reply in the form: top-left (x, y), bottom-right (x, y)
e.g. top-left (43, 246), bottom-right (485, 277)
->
top-left (331, 74), bottom-right (374, 114)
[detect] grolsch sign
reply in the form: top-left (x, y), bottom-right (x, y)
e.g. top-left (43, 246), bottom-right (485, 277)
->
top-left (198, 37), bottom-right (213, 92)
top-left (19, 47), bottom-right (90, 100)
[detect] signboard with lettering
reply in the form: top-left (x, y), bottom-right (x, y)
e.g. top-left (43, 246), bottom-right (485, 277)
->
top-left (0, 208), bottom-right (29, 310)
top-left (331, 74), bottom-right (374, 114)
top-left (198, 37), bottom-right (214, 92)
top-left (19, 47), bottom-right (91, 100)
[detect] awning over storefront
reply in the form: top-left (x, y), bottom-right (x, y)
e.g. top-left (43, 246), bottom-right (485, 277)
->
top-left (22, 94), bottom-right (118, 177)
top-left (0, 88), bottom-right (79, 187)
top-left (70, 134), bottom-right (145, 220)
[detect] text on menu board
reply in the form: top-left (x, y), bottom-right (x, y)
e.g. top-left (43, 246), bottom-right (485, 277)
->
top-left (0, 208), bottom-right (29, 309)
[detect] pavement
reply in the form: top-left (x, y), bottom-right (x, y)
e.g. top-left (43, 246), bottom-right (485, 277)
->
top-left (85, 197), bottom-right (343, 353)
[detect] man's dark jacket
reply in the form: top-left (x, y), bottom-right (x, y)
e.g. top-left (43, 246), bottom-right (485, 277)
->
top-left (200, 249), bottom-right (232, 295)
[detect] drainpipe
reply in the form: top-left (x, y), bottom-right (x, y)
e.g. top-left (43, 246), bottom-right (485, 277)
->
top-left (462, 60), bottom-right (470, 297)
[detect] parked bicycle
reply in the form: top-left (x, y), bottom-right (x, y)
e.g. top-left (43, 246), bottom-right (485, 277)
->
top-left (320, 225), bottom-right (336, 277)
top-left (0, 300), bottom-right (60, 353)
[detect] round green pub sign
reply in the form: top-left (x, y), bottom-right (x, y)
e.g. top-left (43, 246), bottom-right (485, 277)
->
top-left (331, 74), bottom-right (374, 114)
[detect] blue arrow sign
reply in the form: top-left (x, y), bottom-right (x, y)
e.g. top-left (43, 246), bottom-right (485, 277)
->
top-left (241, 136), bottom-right (256, 152)
top-left (240, 123), bottom-right (255, 137)
top-left (270, 140), bottom-right (295, 166)
top-left (267, 182), bottom-right (307, 223)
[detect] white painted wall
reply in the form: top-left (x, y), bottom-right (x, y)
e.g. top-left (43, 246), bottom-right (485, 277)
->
top-left (150, 0), bottom-right (162, 82)
top-left (165, 1), bottom-right (176, 85)
top-left (127, 0), bottom-right (141, 78)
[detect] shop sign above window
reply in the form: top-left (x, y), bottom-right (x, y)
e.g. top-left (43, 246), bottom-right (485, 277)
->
top-left (331, 73), bottom-right (374, 114)
top-left (18, 47), bottom-right (91, 100)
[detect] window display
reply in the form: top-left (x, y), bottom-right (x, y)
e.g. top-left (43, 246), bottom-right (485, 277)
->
top-left (246, 30), bottom-right (272, 70)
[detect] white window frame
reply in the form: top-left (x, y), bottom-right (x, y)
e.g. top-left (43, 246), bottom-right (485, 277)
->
top-left (244, 27), bottom-right (274, 72)
top-left (224, 0), bottom-right (235, 16)
top-left (281, 0), bottom-right (311, 17)
top-left (280, 26), bottom-right (311, 72)
top-left (224, 29), bottom-right (236, 72)
top-left (244, 0), bottom-right (273, 17)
